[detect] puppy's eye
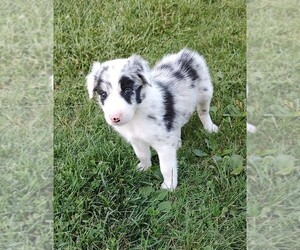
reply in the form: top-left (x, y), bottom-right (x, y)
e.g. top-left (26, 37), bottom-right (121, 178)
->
top-left (99, 91), bottom-right (107, 99)
top-left (123, 87), bottom-right (133, 96)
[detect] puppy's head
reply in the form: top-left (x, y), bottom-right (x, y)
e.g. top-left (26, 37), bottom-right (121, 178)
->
top-left (86, 55), bottom-right (152, 126)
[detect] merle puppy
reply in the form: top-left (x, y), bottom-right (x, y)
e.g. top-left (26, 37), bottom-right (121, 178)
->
top-left (86, 48), bottom-right (218, 190)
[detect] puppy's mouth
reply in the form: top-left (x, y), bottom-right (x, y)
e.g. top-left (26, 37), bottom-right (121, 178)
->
top-left (111, 117), bottom-right (121, 124)
top-left (110, 120), bottom-right (128, 126)
top-left (108, 117), bottom-right (129, 126)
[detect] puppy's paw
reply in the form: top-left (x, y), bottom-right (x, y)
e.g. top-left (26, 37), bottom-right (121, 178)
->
top-left (206, 123), bottom-right (219, 133)
top-left (137, 161), bottom-right (151, 171)
top-left (247, 123), bottom-right (257, 133)
top-left (161, 182), bottom-right (177, 191)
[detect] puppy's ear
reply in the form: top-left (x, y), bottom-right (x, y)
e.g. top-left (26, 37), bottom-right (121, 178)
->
top-left (86, 62), bottom-right (101, 99)
top-left (127, 55), bottom-right (152, 86)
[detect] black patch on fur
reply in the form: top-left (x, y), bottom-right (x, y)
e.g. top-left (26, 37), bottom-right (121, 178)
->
top-left (157, 82), bottom-right (175, 131)
top-left (158, 63), bottom-right (173, 71)
top-left (100, 66), bottom-right (109, 76)
top-left (96, 77), bottom-right (107, 89)
top-left (101, 66), bottom-right (109, 72)
top-left (119, 76), bottom-right (135, 104)
top-left (164, 91), bottom-right (175, 131)
top-left (99, 91), bottom-right (107, 105)
top-left (133, 60), bottom-right (142, 71)
top-left (173, 71), bottom-right (185, 80)
top-left (203, 87), bottom-right (208, 91)
top-left (92, 67), bottom-right (111, 105)
top-left (93, 78), bottom-right (109, 105)
top-left (178, 53), bottom-right (199, 81)
top-left (93, 85), bottom-right (107, 105)
top-left (94, 66), bottom-right (110, 89)
top-left (135, 85), bottom-right (143, 104)
top-left (94, 68), bottom-right (111, 89)
top-left (147, 114), bottom-right (157, 120)
top-left (189, 83), bottom-right (195, 89)
top-left (137, 73), bottom-right (148, 85)
top-left (120, 76), bottom-right (135, 89)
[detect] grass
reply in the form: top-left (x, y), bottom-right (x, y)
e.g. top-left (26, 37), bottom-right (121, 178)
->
top-left (247, 0), bottom-right (300, 249)
top-left (54, 0), bottom-right (246, 249)
top-left (0, 0), bottom-right (52, 248)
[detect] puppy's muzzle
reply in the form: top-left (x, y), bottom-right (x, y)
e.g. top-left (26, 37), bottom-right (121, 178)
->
top-left (109, 113), bottom-right (122, 124)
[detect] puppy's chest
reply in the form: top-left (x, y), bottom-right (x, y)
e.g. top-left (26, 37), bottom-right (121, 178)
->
top-left (114, 116), bottom-right (163, 143)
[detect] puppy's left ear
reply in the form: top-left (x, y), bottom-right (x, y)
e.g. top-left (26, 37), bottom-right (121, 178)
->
top-left (127, 55), bottom-right (152, 86)
top-left (86, 62), bottom-right (101, 99)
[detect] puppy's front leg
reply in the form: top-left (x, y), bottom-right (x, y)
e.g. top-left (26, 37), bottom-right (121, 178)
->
top-left (157, 146), bottom-right (178, 191)
top-left (131, 139), bottom-right (152, 171)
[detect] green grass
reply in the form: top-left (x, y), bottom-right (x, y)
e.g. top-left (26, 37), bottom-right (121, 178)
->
top-left (0, 0), bottom-right (52, 248)
top-left (54, 0), bottom-right (246, 248)
top-left (247, 0), bottom-right (300, 249)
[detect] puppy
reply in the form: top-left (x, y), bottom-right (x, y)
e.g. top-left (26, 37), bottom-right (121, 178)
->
top-left (86, 49), bottom-right (218, 190)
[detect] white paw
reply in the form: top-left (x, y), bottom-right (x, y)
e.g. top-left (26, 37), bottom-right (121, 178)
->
top-left (161, 182), bottom-right (177, 191)
top-left (206, 123), bottom-right (219, 133)
top-left (247, 123), bottom-right (257, 133)
top-left (136, 161), bottom-right (151, 171)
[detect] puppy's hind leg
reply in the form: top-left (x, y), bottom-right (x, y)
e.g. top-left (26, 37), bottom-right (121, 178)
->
top-left (197, 92), bottom-right (218, 133)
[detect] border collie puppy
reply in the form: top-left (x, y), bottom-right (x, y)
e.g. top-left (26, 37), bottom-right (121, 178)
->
top-left (86, 48), bottom-right (218, 190)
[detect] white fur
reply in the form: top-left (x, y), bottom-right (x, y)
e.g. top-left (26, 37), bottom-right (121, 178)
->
top-left (247, 123), bottom-right (257, 133)
top-left (247, 85), bottom-right (257, 133)
top-left (86, 49), bottom-right (218, 190)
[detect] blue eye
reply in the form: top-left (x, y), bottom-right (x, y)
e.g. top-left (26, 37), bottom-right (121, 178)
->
top-left (99, 91), bottom-right (107, 99)
top-left (123, 87), bottom-right (133, 96)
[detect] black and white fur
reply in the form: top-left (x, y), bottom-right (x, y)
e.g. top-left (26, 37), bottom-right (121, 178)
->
top-left (86, 49), bottom-right (218, 190)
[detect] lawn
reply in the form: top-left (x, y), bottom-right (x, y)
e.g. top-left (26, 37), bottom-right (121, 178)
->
top-left (247, 0), bottom-right (300, 249)
top-left (0, 0), bottom-right (52, 248)
top-left (54, 0), bottom-right (246, 249)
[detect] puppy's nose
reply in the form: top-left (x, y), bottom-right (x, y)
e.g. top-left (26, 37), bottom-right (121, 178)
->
top-left (109, 113), bottom-right (122, 123)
